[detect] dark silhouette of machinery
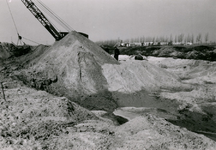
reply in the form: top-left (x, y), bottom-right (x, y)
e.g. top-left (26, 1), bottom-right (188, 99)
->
top-left (20, 0), bottom-right (88, 41)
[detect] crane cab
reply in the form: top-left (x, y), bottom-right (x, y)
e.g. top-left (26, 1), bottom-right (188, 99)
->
top-left (59, 32), bottom-right (89, 41)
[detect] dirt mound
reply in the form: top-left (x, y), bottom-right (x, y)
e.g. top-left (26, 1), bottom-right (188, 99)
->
top-left (103, 60), bottom-right (186, 92)
top-left (184, 61), bottom-right (216, 84)
top-left (0, 43), bottom-right (14, 59)
top-left (1, 81), bottom-right (215, 149)
top-left (147, 56), bottom-right (216, 140)
top-left (148, 57), bottom-right (216, 84)
top-left (15, 31), bottom-right (118, 111)
top-left (0, 43), bottom-right (32, 59)
top-left (0, 78), bottom-right (99, 150)
top-left (11, 31), bottom-right (193, 111)
top-left (112, 114), bottom-right (216, 150)
top-left (1, 46), bottom-right (216, 149)
top-left (102, 60), bottom-right (191, 107)
top-left (134, 54), bottom-right (144, 60)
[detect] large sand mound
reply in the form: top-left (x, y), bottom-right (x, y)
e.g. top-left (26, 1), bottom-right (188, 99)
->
top-left (102, 60), bottom-right (191, 107)
top-left (16, 31), bottom-right (118, 111)
top-left (1, 39), bottom-right (216, 149)
top-left (15, 31), bottom-right (190, 111)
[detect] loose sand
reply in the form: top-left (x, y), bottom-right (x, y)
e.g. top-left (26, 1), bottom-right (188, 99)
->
top-left (14, 31), bottom-right (191, 111)
top-left (1, 33), bottom-right (216, 149)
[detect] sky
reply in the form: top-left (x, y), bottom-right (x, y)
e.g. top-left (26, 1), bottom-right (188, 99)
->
top-left (0, 0), bottom-right (216, 45)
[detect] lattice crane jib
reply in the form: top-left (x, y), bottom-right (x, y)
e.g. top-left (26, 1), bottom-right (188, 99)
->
top-left (21, 0), bottom-right (63, 41)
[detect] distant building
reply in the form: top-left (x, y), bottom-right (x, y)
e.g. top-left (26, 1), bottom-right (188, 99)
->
top-left (185, 42), bottom-right (192, 45)
top-left (143, 42), bottom-right (153, 46)
top-left (120, 41), bottom-right (169, 47)
top-left (160, 42), bottom-right (168, 45)
top-left (134, 42), bottom-right (142, 46)
top-left (120, 43), bottom-right (126, 47)
top-left (125, 43), bottom-right (130, 47)
top-left (173, 42), bottom-right (182, 45)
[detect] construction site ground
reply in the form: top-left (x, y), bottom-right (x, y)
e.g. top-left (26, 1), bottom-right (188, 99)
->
top-left (0, 32), bottom-right (216, 149)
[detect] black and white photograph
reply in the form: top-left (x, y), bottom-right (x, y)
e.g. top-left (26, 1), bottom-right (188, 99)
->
top-left (0, 0), bottom-right (216, 149)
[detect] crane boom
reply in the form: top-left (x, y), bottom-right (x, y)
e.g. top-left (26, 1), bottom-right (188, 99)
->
top-left (21, 0), bottom-right (65, 41)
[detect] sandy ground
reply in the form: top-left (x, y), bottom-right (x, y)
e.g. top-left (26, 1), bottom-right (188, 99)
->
top-left (14, 32), bottom-right (191, 111)
top-left (1, 78), bottom-right (216, 149)
top-left (1, 36), bottom-right (216, 149)
top-left (116, 55), bottom-right (216, 141)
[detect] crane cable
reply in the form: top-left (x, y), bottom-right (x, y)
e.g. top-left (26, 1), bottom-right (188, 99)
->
top-left (6, 0), bottom-right (40, 45)
top-left (34, 3), bottom-right (61, 33)
top-left (6, 0), bottom-right (20, 39)
top-left (36, 0), bottom-right (73, 31)
top-left (36, 0), bottom-right (75, 32)
top-left (22, 37), bottom-right (40, 45)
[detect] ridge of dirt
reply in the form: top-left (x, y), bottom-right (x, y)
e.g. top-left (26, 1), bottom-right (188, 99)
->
top-left (0, 43), bottom-right (13, 59)
top-left (1, 79), bottom-right (216, 150)
top-left (0, 43), bottom-right (32, 60)
top-left (111, 114), bottom-right (216, 150)
top-left (0, 77), bottom-right (101, 149)
top-left (147, 56), bottom-right (216, 141)
top-left (10, 31), bottom-right (192, 112)
top-left (13, 31), bottom-right (118, 111)
top-left (1, 42), bottom-right (216, 149)
top-left (102, 60), bottom-right (191, 93)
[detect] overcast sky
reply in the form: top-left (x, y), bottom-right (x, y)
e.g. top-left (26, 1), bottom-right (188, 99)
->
top-left (0, 0), bottom-right (215, 45)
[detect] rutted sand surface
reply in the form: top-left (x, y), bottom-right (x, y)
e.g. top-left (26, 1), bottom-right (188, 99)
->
top-left (1, 34), bottom-right (216, 149)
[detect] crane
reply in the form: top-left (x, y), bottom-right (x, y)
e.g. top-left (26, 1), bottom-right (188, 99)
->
top-left (20, 0), bottom-right (88, 41)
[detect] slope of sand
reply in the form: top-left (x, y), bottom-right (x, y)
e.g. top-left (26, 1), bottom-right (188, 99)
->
top-left (1, 72), bottom-right (216, 149)
top-left (111, 114), bottom-right (216, 150)
top-left (13, 31), bottom-right (192, 111)
top-left (147, 56), bottom-right (216, 140)
top-left (102, 60), bottom-right (188, 93)
top-left (0, 78), bottom-right (100, 149)
top-left (1, 39), bottom-right (216, 149)
top-left (0, 43), bottom-right (13, 59)
top-left (148, 56), bottom-right (216, 84)
top-left (16, 31), bottom-right (118, 111)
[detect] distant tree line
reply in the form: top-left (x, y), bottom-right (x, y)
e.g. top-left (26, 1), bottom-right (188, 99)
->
top-left (96, 33), bottom-right (212, 46)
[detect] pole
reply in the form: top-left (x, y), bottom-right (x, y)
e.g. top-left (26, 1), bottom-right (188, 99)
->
top-left (1, 82), bottom-right (6, 101)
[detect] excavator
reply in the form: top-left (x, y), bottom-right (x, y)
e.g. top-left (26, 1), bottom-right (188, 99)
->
top-left (20, 0), bottom-right (88, 41)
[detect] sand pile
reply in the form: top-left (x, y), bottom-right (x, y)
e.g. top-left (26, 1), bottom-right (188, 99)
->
top-left (102, 60), bottom-right (188, 92)
top-left (1, 79), bottom-right (216, 149)
top-left (15, 31), bottom-right (190, 111)
top-left (0, 43), bottom-right (14, 59)
top-left (148, 57), bottom-right (216, 84)
top-left (102, 60), bottom-right (191, 107)
top-left (0, 43), bottom-right (32, 59)
top-left (0, 79), bottom-right (100, 150)
top-left (2, 42), bottom-right (216, 149)
top-left (147, 56), bottom-right (216, 139)
top-left (112, 114), bottom-right (216, 150)
top-left (183, 61), bottom-right (216, 84)
top-left (16, 31), bottom-right (118, 111)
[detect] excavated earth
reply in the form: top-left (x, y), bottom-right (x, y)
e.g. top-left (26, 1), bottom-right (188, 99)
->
top-left (0, 32), bottom-right (216, 149)
top-left (12, 32), bottom-right (191, 112)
